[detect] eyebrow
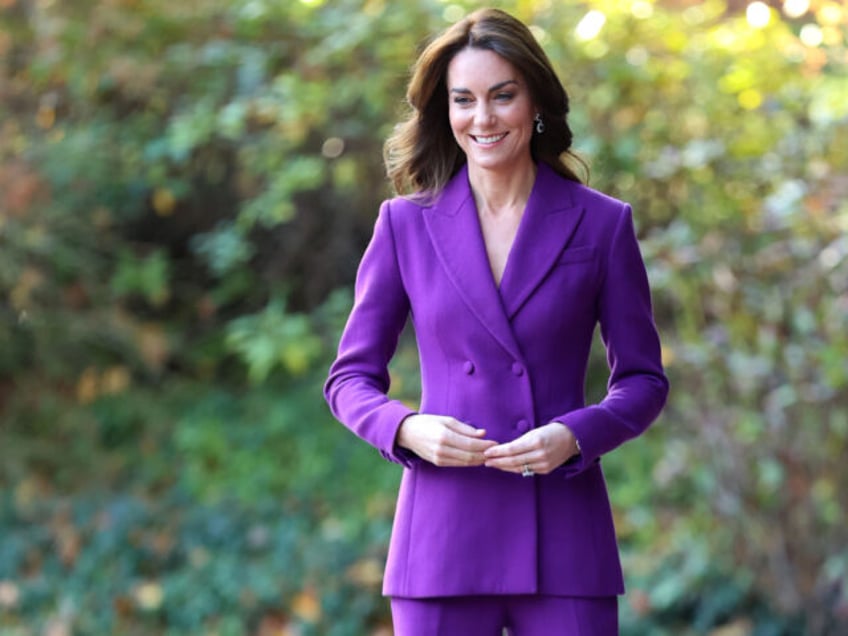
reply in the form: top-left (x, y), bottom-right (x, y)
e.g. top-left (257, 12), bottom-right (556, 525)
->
top-left (449, 79), bottom-right (519, 94)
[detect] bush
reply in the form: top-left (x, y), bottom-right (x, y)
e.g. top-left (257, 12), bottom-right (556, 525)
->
top-left (2, 0), bottom-right (846, 632)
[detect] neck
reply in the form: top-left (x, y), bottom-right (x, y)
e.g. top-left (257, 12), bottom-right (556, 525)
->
top-left (467, 160), bottom-right (537, 216)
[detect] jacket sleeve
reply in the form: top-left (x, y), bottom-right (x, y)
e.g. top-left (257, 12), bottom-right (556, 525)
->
top-left (323, 200), bottom-right (420, 467)
top-left (553, 205), bottom-right (669, 478)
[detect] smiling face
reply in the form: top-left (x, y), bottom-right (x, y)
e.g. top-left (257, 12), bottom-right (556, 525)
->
top-left (446, 47), bottom-right (536, 177)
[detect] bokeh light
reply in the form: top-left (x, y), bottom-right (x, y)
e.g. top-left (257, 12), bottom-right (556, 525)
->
top-left (575, 10), bottom-right (607, 40)
top-left (746, 1), bottom-right (772, 29)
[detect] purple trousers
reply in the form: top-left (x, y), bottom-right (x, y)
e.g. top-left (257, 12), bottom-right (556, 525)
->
top-left (390, 595), bottom-right (618, 636)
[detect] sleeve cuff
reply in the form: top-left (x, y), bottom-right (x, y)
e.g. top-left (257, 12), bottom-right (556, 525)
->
top-left (379, 406), bottom-right (422, 468)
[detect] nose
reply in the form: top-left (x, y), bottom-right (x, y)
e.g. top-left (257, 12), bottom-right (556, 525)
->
top-left (474, 102), bottom-right (495, 127)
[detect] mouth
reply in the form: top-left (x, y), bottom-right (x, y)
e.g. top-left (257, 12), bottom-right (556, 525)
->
top-left (471, 132), bottom-right (508, 146)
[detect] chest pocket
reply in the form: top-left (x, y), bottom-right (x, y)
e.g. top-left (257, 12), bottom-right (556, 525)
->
top-left (556, 245), bottom-right (596, 265)
top-left (548, 244), bottom-right (600, 305)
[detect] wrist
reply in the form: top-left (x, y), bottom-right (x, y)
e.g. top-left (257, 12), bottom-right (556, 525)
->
top-left (550, 420), bottom-right (581, 457)
top-left (395, 414), bottom-right (414, 450)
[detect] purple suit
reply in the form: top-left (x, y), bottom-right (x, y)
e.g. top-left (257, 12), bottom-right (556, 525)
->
top-left (324, 162), bottom-right (669, 598)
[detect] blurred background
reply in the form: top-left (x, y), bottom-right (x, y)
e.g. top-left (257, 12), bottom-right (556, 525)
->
top-left (1, 0), bottom-right (846, 634)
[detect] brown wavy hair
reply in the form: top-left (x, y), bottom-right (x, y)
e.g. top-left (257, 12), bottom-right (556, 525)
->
top-left (384, 7), bottom-right (586, 197)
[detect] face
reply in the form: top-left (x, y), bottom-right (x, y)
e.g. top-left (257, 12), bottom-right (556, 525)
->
top-left (446, 47), bottom-right (536, 175)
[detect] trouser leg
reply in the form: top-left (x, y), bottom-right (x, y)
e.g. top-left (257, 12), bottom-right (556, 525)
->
top-left (505, 595), bottom-right (618, 636)
top-left (390, 596), bottom-right (506, 636)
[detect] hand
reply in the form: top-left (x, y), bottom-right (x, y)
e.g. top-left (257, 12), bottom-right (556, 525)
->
top-left (396, 414), bottom-right (497, 467)
top-left (483, 422), bottom-right (579, 475)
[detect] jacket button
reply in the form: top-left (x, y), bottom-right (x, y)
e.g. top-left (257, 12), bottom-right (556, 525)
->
top-left (512, 362), bottom-right (524, 376)
top-left (463, 360), bottom-right (475, 375)
top-left (515, 419), bottom-right (530, 433)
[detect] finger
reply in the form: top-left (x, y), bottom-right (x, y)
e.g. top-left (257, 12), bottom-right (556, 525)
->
top-left (432, 442), bottom-right (494, 467)
top-left (443, 430), bottom-right (497, 453)
top-left (484, 445), bottom-right (538, 466)
top-left (486, 459), bottom-right (532, 474)
top-left (484, 454), bottom-right (539, 472)
top-left (487, 460), bottom-right (552, 475)
top-left (483, 436), bottom-right (536, 459)
top-left (442, 418), bottom-right (489, 438)
top-left (428, 425), bottom-right (496, 467)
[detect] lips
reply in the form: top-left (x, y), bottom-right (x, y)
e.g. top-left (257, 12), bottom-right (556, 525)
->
top-left (472, 133), bottom-right (508, 145)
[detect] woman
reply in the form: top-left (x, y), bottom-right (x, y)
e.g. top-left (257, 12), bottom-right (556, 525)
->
top-left (324, 8), bottom-right (669, 635)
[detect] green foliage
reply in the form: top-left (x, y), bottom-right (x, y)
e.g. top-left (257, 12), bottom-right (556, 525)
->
top-left (0, 488), bottom-right (392, 635)
top-left (225, 298), bottom-right (324, 383)
top-left (173, 376), bottom-right (398, 511)
top-left (111, 248), bottom-right (172, 307)
top-left (2, 0), bottom-right (847, 633)
top-left (0, 374), bottom-right (399, 634)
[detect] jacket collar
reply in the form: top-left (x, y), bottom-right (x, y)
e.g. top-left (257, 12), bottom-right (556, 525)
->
top-left (423, 162), bottom-right (586, 358)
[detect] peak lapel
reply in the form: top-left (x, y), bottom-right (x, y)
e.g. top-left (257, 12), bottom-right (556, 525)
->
top-left (423, 167), bottom-right (522, 360)
top-left (498, 164), bottom-right (586, 319)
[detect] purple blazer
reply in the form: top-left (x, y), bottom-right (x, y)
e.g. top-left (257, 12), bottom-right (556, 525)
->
top-left (324, 162), bottom-right (669, 598)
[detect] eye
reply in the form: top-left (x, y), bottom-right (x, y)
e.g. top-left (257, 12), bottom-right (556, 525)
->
top-left (495, 92), bottom-right (514, 101)
top-left (452, 96), bottom-right (473, 105)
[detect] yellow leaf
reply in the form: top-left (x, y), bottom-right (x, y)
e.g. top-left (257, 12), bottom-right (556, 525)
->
top-left (137, 323), bottom-right (170, 371)
top-left (709, 619), bottom-right (753, 636)
top-left (291, 589), bottom-right (321, 622)
top-left (152, 187), bottom-right (176, 216)
top-left (13, 476), bottom-right (48, 511)
top-left (77, 367), bottom-right (100, 404)
top-left (36, 105), bottom-right (55, 129)
top-left (738, 89), bottom-right (763, 110)
top-left (346, 558), bottom-right (383, 587)
top-left (101, 365), bottom-right (131, 395)
top-left (661, 344), bottom-right (676, 367)
top-left (134, 581), bottom-right (164, 611)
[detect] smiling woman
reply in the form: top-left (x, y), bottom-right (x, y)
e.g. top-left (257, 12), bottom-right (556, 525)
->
top-left (325, 8), bottom-right (669, 635)
top-left (383, 7), bottom-right (585, 198)
top-left (447, 49), bottom-right (535, 179)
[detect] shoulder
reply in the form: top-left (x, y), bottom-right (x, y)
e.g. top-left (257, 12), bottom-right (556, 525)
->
top-left (538, 163), bottom-right (630, 221)
top-left (571, 183), bottom-right (633, 237)
top-left (381, 194), bottom-right (430, 216)
top-left (380, 167), bottom-right (469, 225)
top-left (571, 183), bottom-right (629, 213)
top-left (376, 194), bottom-right (429, 240)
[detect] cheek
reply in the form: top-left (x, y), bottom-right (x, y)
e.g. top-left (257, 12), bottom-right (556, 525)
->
top-left (449, 107), bottom-right (469, 132)
top-left (511, 111), bottom-right (533, 132)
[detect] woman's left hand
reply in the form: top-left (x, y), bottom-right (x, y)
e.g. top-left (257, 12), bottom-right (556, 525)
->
top-left (483, 422), bottom-right (579, 475)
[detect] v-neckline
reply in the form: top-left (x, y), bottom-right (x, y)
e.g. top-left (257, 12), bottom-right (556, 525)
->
top-left (470, 177), bottom-right (538, 293)
top-left (475, 205), bottom-right (526, 291)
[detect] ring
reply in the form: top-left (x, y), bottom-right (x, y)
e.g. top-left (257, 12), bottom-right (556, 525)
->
top-left (521, 463), bottom-right (534, 477)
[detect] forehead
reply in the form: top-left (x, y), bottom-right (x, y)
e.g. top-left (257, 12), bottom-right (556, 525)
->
top-left (446, 47), bottom-right (521, 88)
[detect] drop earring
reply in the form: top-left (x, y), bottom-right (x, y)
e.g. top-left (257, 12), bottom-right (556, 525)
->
top-left (534, 112), bottom-right (545, 134)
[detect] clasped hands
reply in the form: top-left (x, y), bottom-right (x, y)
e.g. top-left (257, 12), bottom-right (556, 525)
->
top-left (396, 414), bottom-right (580, 476)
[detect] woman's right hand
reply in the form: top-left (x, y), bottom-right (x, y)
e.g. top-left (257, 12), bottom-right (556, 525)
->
top-left (396, 414), bottom-right (497, 467)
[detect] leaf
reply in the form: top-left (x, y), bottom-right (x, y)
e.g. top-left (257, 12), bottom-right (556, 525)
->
top-left (134, 581), bottom-right (165, 611)
top-left (291, 588), bottom-right (321, 623)
top-left (225, 299), bottom-right (323, 383)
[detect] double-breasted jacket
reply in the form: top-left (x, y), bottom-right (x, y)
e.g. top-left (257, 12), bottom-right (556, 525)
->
top-left (324, 162), bottom-right (669, 598)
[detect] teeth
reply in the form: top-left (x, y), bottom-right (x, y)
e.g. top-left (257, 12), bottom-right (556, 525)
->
top-left (475, 134), bottom-right (506, 144)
